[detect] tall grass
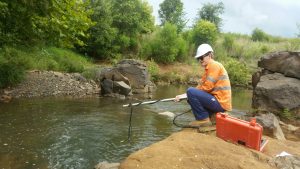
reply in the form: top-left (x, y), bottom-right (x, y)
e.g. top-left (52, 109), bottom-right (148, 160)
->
top-left (216, 33), bottom-right (300, 72)
top-left (0, 46), bottom-right (94, 88)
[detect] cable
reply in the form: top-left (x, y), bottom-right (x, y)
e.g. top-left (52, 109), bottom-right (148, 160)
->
top-left (172, 109), bottom-right (199, 129)
top-left (123, 99), bottom-right (197, 143)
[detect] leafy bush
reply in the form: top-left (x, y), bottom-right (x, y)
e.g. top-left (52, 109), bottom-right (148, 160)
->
top-left (81, 66), bottom-right (102, 81)
top-left (251, 28), bottom-right (270, 42)
top-left (143, 23), bottom-right (188, 64)
top-left (0, 62), bottom-right (25, 88)
top-left (146, 59), bottom-right (159, 81)
top-left (280, 108), bottom-right (295, 120)
top-left (176, 37), bottom-right (189, 61)
top-left (224, 58), bottom-right (250, 86)
top-left (151, 23), bottom-right (178, 63)
top-left (192, 20), bottom-right (218, 47)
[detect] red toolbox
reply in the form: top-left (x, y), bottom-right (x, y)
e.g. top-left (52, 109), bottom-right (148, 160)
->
top-left (216, 113), bottom-right (268, 151)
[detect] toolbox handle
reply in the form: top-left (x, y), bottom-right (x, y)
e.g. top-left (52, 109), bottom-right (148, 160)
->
top-left (250, 118), bottom-right (256, 126)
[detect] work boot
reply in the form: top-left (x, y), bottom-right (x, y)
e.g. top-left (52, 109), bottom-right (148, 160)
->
top-left (198, 126), bottom-right (216, 133)
top-left (209, 113), bottom-right (216, 125)
top-left (188, 118), bottom-right (212, 127)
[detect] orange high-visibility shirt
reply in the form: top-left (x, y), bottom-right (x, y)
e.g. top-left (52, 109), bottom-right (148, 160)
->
top-left (196, 60), bottom-right (232, 111)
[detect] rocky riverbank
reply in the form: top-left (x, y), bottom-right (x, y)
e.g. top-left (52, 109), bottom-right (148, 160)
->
top-left (0, 70), bottom-right (100, 102)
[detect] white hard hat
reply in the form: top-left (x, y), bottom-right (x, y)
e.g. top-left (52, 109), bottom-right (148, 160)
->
top-left (194, 44), bottom-right (213, 59)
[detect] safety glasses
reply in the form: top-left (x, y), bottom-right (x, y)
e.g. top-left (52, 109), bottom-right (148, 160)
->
top-left (197, 52), bottom-right (210, 62)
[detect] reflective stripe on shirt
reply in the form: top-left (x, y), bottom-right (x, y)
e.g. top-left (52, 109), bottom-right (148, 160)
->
top-left (207, 75), bottom-right (228, 83)
top-left (218, 75), bottom-right (229, 80)
top-left (207, 76), bottom-right (217, 83)
top-left (212, 86), bottom-right (231, 92)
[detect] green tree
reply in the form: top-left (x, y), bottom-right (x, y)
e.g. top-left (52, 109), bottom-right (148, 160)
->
top-left (0, 0), bottom-right (93, 47)
top-left (251, 28), bottom-right (269, 42)
top-left (192, 20), bottom-right (218, 47)
top-left (158, 0), bottom-right (186, 32)
top-left (111, 0), bottom-right (155, 54)
top-left (196, 2), bottom-right (224, 32)
top-left (33, 0), bottom-right (93, 47)
top-left (0, 2), bottom-right (9, 45)
top-left (83, 0), bottom-right (118, 59)
top-left (147, 23), bottom-right (187, 63)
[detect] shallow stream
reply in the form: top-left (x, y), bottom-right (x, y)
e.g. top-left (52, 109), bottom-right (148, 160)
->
top-left (0, 85), bottom-right (252, 169)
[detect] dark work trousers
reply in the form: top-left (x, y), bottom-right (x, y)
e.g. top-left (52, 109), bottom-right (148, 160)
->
top-left (186, 87), bottom-right (225, 120)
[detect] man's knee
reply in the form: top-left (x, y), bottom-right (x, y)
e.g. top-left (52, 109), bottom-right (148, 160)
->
top-left (186, 87), bottom-right (197, 96)
top-left (187, 87), bottom-right (207, 98)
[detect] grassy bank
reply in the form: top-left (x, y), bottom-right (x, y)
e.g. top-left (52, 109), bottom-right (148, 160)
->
top-left (0, 46), bottom-right (95, 88)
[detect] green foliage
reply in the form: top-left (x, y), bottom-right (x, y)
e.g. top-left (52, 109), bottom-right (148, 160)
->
top-left (112, 0), bottom-right (155, 54)
top-left (192, 20), bottom-right (218, 47)
top-left (0, 46), bottom-right (94, 88)
top-left (142, 23), bottom-right (188, 63)
top-left (82, 0), bottom-right (155, 60)
top-left (0, 47), bottom-right (35, 69)
top-left (0, 0), bottom-right (93, 48)
top-left (0, 47), bottom-right (31, 88)
top-left (35, 0), bottom-right (93, 47)
top-left (224, 58), bottom-right (250, 86)
top-left (251, 28), bottom-right (270, 42)
top-left (81, 66), bottom-right (103, 80)
top-left (139, 34), bottom-right (154, 60)
top-left (158, 0), bottom-right (186, 32)
top-left (45, 47), bottom-right (90, 72)
top-left (151, 23), bottom-right (178, 63)
top-left (146, 59), bottom-right (159, 81)
top-left (196, 2), bottom-right (224, 32)
top-left (0, 62), bottom-right (25, 88)
top-left (0, 46), bottom-right (92, 72)
top-left (176, 37), bottom-right (189, 61)
top-left (82, 0), bottom-right (118, 59)
top-left (222, 34), bottom-right (235, 55)
top-left (280, 108), bottom-right (295, 120)
top-left (214, 32), bottom-right (300, 74)
top-left (283, 38), bottom-right (300, 51)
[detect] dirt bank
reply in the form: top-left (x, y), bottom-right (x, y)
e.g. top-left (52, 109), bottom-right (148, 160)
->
top-left (120, 129), bottom-right (300, 169)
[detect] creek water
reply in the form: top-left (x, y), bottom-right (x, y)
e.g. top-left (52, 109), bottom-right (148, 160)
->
top-left (0, 85), bottom-right (252, 169)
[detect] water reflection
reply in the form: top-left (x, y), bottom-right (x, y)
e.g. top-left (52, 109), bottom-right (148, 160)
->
top-left (0, 85), bottom-right (252, 169)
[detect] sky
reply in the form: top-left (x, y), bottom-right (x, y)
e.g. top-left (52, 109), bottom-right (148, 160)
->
top-left (146, 0), bottom-right (300, 38)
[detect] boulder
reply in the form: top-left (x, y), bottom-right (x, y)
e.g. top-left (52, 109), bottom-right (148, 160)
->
top-left (100, 79), bottom-right (114, 95)
top-left (252, 73), bottom-right (300, 117)
top-left (99, 68), bottom-right (130, 85)
top-left (117, 59), bottom-right (154, 93)
top-left (112, 81), bottom-right (132, 96)
top-left (98, 59), bottom-right (156, 96)
top-left (258, 51), bottom-right (300, 79)
top-left (255, 113), bottom-right (285, 140)
top-left (100, 79), bottom-right (131, 97)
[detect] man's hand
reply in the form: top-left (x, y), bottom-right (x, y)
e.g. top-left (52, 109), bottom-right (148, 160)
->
top-left (174, 93), bottom-right (187, 102)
